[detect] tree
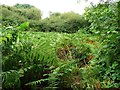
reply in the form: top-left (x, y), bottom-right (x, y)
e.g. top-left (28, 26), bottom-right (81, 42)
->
top-left (1, 4), bottom-right (42, 26)
top-left (14, 3), bottom-right (34, 9)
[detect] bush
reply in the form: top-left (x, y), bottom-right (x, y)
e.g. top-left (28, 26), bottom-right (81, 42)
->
top-left (83, 1), bottom-right (120, 88)
top-left (1, 4), bottom-right (42, 26)
top-left (30, 12), bottom-right (90, 33)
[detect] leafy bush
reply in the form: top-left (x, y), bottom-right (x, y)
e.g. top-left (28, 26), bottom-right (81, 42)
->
top-left (1, 4), bottom-right (41, 26)
top-left (14, 3), bottom-right (34, 9)
top-left (30, 12), bottom-right (90, 33)
top-left (83, 1), bottom-right (120, 88)
top-left (84, 2), bottom-right (118, 34)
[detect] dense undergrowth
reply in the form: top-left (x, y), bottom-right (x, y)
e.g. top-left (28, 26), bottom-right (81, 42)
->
top-left (2, 26), bottom-right (101, 89)
top-left (1, 1), bottom-right (120, 90)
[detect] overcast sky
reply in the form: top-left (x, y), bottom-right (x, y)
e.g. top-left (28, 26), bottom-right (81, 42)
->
top-left (1, 0), bottom-right (100, 18)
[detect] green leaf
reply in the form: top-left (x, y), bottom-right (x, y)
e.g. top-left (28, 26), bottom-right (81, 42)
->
top-left (17, 22), bottom-right (29, 31)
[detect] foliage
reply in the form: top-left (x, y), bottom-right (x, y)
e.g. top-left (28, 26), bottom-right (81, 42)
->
top-left (2, 23), bottom-right (99, 89)
top-left (83, 1), bottom-right (120, 88)
top-left (2, 4), bottom-right (89, 33)
top-left (29, 12), bottom-right (90, 33)
top-left (1, 4), bottom-right (42, 26)
top-left (17, 22), bottom-right (29, 31)
top-left (1, 1), bottom-right (120, 89)
top-left (84, 2), bottom-right (118, 34)
top-left (14, 3), bottom-right (34, 9)
top-left (2, 70), bottom-right (20, 89)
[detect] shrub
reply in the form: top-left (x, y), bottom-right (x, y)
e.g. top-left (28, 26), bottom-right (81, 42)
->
top-left (83, 1), bottom-right (120, 88)
top-left (30, 12), bottom-right (90, 33)
top-left (1, 4), bottom-right (42, 26)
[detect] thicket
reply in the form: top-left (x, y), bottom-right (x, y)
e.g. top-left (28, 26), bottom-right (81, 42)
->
top-left (1, 1), bottom-right (120, 90)
top-left (2, 23), bottom-right (99, 89)
top-left (1, 4), bottom-right (42, 26)
top-left (29, 12), bottom-right (90, 33)
top-left (83, 1), bottom-right (120, 88)
top-left (1, 4), bottom-right (89, 33)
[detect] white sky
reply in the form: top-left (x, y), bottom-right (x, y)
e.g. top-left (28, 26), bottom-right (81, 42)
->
top-left (0, 0), bottom-right (100, 18)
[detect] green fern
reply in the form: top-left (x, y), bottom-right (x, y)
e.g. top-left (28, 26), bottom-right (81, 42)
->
top-left (2, 70), bottom-right (20, 89)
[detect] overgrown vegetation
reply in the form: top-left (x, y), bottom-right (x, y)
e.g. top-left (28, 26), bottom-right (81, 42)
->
top-left (1, 4), bottom-right (41, 26)
top-left (1, 1), bottom-right (120, 89)
top-left (29, 12), bottom-right (90, 33)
